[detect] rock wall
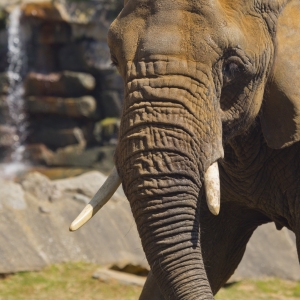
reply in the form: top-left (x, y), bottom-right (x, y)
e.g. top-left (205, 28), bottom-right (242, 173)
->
top-left (0, 0), bottom-right (123, 172)
top-left (0, 171), bottom-right (147, 273)
top-left (0, 170), bottom-right (299, 282)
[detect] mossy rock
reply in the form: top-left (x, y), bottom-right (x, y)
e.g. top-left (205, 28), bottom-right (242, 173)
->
top-left (93, 117), bottom-right (120, 145)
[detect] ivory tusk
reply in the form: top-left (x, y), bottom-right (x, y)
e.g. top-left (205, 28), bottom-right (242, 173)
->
top-left (69, 166), bottom-right (121, 231)
top-left (204, 161), bottom-right (220, 216)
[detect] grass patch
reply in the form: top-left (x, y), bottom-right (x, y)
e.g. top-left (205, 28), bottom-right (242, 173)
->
top-left (0, 262), bottom-right (300, 300)
top-left (0, 262), bottom-right (142, 300)
top-left (216, 278), bottom-right (300, 300)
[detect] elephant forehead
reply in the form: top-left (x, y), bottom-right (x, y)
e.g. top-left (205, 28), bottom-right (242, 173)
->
top-left (109, 5), bottom-right (224, 63)
top-left (108, 0), bottom-right (269, 69)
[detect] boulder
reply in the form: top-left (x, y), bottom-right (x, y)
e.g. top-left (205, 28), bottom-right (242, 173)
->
top-left (45, 145), bottom-right (115, 172)
top-left (0, 9), bottom-right (8, 31)
top-left (20, 171), bottom-right (61, 202)
top-left (100, 91), bottom-right (122, 118)
top-left (54, 2), bottom-right (99, 25)
top-left (28, 167), bottom-right (91, 180)
top-left (0, 96), bottom-right (8, 122)
top-left (26, 95), bottom-right (97, 118)
top-left (0, 72), bottom-right (9, 94)
top-left (92, 268), bottom-right (146, 286)
top-left (0, 170), bottom-right (299, 282)
top-left (110, 262), bottom-right (149, 277)
top-left (23, 143), bottom-right (54, 164)
top-left (25, 71), bottom-right (96, 97)
top-left (71, 23), bottom-right (108, 41)
top-left (0, 125), bottom-right (16, 147)
top-left (53, 170), bottom-right (118, 198)
top-left (0, 171), bottom-right (146, 274)
top-left (29, 126), bottom-right (86, 149)
top-left (98, 69), bottom-right (124, 91)
top-left (59, 40), bottom-right (111, 72)
top-left (31, 44), bottom-right (59, 73)
top-left (0, 179), bottom-right (27, 210)
top-left (37, 21), bottom-right (71, 44)
top-left (231, 224), bottom-right (300, 281)
top-left (21, 2), bottom-right (62, 22)
top-left (0, 30), bottom-right (8, 72)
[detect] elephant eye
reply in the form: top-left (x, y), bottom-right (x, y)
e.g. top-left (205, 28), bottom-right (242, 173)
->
top-left (222, 58), bottom-right (244, 86)
top-left (110, 53), bottom-right (119, 67)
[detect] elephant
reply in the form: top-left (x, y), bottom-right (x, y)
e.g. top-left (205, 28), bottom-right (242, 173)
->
top-left (70, 0), bottom-right (300, 299)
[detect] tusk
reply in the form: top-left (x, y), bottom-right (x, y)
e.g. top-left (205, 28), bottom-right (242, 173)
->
top-left (204, 161), bottom-right (220, 216)
top-left (69, 166), bottom-right (121, 231)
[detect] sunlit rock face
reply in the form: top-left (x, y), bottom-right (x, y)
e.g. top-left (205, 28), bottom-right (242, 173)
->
top-left (0, 0), bottom-right (124, 175)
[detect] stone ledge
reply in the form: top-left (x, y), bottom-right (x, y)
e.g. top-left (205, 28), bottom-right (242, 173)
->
top-left (25, 71), bottom-right (96, 97)
top-left (26, 95), bottom-right (97, 118)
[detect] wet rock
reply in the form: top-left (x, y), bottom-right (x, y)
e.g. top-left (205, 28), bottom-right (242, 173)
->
top-left (0, 179), bottom-right (26, 210)
top-left (71, 23), bottom-right (108, 41)
top-left (20, 171), bottom-right (61, 202)
top-left (25, 71), bottom-right (96, 97)
top-left (23, 144), bottom-right (54, 165)
top-left (100, 91), bottom-right (122, 118)
top-left (92, 268), bottom-right (146, 287)
top-left (0, 9), bottom-right (8, 31)
top-left (21, 2), bottom-right (62, 22)
top-left (29, 126), bottom-right (86, 149)
top-left (0, 96), bottom-right (8, 124)
top-left (0, 72), bottom-right (9, 94)
top-left (0, 125), bottom-right (16, 147)
top-left (0, 95), bottom-right (7, 111)
top-left (26, 96), bottom-right (97, 118)
top-left (0, 30), bottom-right (8, 72)
top-left (31, 44), bottom-right (59, 73)
top-left (59, 40), bottom-right (111, 72)
top-left (53, 1), bottom-right (113, 24)
top-left (37, 21), bottom-right (71, 44)
top-left (99, 69), bottom-right (123, 91)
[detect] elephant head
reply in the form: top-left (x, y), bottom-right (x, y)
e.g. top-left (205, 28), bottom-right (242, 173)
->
top-left (70, 0), bottom-right (300, 298)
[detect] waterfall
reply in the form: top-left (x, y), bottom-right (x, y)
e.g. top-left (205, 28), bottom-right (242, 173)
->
top-left (0, 7), bottom-right (29, 178)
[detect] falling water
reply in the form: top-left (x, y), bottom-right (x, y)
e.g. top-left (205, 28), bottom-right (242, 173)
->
top-left (0, 7), bottom-right (29, 178)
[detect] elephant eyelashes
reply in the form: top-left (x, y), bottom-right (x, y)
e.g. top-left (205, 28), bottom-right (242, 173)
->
top-left (222, 58), bottom-right (244, 86)
top-left (110, 53), bottom-right (119, 67)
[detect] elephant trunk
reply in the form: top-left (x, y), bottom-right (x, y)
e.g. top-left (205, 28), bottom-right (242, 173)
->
top-left (125, 168), bottom-right (211, 299)
top-left (115, 69), bottom-right (223, 299)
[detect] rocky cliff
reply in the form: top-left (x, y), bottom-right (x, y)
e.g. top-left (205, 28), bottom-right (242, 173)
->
top-left (0, 0), bottom-right (123, 172)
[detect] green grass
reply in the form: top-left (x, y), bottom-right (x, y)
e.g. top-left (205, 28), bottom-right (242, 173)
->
top-left (0, 262), bottom-right (300, 300)
top-left (0, 262), bottom-right (142, 300)
top-left (216, 278), bottom-right (300, 300)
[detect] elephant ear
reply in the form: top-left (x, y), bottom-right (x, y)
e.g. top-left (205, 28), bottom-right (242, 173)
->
top-left (261, 0), bottom-right (300, 149)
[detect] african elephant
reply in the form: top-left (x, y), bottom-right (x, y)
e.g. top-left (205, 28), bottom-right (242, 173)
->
top-left (70, 0), bottom-right (300, 299)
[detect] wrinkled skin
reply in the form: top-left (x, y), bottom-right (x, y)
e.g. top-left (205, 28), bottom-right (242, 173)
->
top-left (108, 0), bottom-right (300, 299)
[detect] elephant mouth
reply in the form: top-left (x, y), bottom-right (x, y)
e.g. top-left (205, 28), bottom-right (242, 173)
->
top-left (69, 159), bottom-right (221, 232)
